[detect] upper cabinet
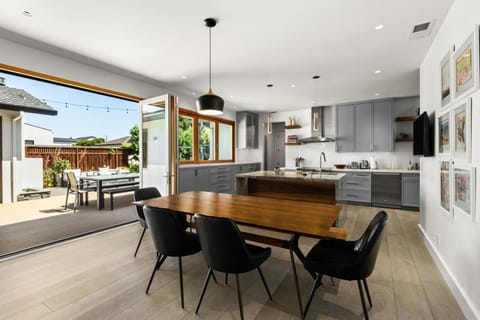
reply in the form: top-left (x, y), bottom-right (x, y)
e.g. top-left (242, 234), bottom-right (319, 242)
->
top-left (336, 99), bottom-right (393, 152)
top-left (236, 112), bottom-right (259, 148)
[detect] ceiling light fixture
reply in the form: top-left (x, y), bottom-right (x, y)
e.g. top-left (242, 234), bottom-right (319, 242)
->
top-left (181, 75), bottom-right (187, 79)
top-left (196, 17), bottom-right (224, 115)
top-left (267, 84), bottom-right (273, 134)
top-left (375, 93), bottom-right (380, 96)
top-left (312, 75), bottom-right (320, 132)
top-left (290, 84), bottom-right (296, 88)
top-left (22, 10), bottom-right (32, 17)
top-left (375, 24), bottom-right (384, 30)
top-left (375, 70), bottom-right (382, 74)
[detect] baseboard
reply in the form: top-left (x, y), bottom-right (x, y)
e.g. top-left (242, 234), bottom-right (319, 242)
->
top-left (417, 224), bottom-right (479, 320)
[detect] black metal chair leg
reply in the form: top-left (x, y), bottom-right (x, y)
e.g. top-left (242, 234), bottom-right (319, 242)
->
top-left (133, 227), bottom-right (147, 257)
top-left (211, 270), bottom-right (218, 284)
top-left (357, 280), bottom-right (369, 320)
top-left (179, 257), bottom-right (184, 308)
top-left (362, 279), bottom-right (373, 308)
top-left (303, 273), bottom-right (322, 317)
top-left (146, 254), bottom-right (162, 294)
top-left (225, 273), bottom-right (228, 285)
top-left (257, 267), bottom-right (272, 301)
top-left (155, 254), bottom-right (167, 270)
top-left (195, 267), bottom-right (213, 314)
top-left (235, 274), bottom-right (244, 320)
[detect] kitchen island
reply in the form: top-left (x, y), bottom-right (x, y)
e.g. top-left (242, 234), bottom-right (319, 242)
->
top-left (236, 170), bottom-right (345, 204)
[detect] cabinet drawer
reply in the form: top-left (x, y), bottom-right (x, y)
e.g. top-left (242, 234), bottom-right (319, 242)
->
top-left (343, 188), bottom-right (371, 202)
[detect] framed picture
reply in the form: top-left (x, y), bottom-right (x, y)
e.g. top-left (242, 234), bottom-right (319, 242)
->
top-left (441, 51), bottom-right (451, 106)
top-left (436, 107), bottom-right (450, 155)
top-left (453, 29), bottom-right (479, 99)
top-left (440, 160), bottom-right (451, 216)
top-left (453, 164), bottom-right (476, 221)
top-left (453, 97), bottom-right (472, 161)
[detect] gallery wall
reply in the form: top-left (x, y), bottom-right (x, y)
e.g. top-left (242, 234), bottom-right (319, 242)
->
top-left (419, 0), bottom-right (480, 318)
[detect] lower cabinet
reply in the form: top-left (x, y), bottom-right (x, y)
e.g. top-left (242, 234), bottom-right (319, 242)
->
top-left (401, 173), bottom-right (420, 208)
top-left (336, 172), bottom-right (371, 204)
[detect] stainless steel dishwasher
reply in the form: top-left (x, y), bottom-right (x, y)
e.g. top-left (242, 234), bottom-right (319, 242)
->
top-left (372, 172), bottom-right (402, 208)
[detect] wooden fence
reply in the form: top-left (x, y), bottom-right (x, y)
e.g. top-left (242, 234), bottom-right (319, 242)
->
top-left (26, 146), bottom-right (130, 171)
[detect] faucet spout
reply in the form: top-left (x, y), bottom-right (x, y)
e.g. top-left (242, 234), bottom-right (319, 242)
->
top-left (320, 152), bottom-right (326, 172)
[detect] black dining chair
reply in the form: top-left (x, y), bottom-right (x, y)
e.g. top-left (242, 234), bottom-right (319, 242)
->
top-left (132, 187), bottom-right (161, 257)
top-left (194, 214), bottom-right (273, 320)
top-left (302, 211), bottom-right (388, 320)
top-left (143, 206), bottom-right (201, 308)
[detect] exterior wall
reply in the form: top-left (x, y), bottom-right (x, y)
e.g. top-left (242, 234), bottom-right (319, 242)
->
top-left (419, 0), bottom-right (480, 318)
top-left (24, 123), bottom-right (54, 145)
top-left (0, 110), bottom-right (22, 202)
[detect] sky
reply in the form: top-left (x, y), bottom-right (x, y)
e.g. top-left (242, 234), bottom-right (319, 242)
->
top-left (0, 72), bottom-right (139, 140)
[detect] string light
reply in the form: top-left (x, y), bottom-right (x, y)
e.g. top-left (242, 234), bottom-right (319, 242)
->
top-left (41, 98), bottom-right (134, 114)
top-left (65, 102), bottom-right (68, 109)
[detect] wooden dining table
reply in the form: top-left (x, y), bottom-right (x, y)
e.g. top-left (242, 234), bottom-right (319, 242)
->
top-left (140, 191), bottom-right (343, 319)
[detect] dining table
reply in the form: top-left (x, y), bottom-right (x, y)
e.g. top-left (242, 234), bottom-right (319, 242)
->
top-left (139, 191), bottom-right (343, 319)
top-left (79, 172), bottom-right (139, 210)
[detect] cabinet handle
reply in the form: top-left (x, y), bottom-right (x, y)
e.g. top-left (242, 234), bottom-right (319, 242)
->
top-left (346, 194), bottom-right (359, 197)
top-left (347, 182), bottom-right (360, 185)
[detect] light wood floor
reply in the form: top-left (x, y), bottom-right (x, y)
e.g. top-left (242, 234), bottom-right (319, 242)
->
top-left (0, 205), bottom-right (464, 319)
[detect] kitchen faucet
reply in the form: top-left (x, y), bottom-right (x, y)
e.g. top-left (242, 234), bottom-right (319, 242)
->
top-left (319, 152), bottom-right (326, 172)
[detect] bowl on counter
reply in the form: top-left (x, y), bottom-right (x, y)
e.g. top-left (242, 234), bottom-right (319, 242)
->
top-left (334, 164), bottom-right (347, 169)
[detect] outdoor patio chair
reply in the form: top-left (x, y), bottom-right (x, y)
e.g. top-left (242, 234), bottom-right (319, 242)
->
top-left (64, 171), bottom-right (96, 212)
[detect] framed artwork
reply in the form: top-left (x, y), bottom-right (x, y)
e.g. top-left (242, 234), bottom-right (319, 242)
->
top-left (441, 51), bottom-right (451, 106)
top-left (440, 160), bottom-right (451, 216)
top-left (453, 164), bottom-right (476, 221)
top-left (436, 108), bottom-right (450, 155)
top-left (453, 29), bottom-right (479, 98)
top-left (453, 97), bottom-right (472, 161)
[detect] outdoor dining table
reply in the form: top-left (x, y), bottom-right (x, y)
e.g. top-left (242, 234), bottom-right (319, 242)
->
top-left (139, 191), bottom-right (343, 319)
top-left (79, 172), bottom-right (139, 210)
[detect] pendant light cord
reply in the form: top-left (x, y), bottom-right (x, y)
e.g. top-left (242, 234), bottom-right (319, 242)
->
top-left (209, 26), bottom-right (212, 92)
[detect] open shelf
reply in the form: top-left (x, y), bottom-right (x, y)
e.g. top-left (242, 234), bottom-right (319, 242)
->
top-left (395, 116), bottom-right (418, 122)
top-left (395, 137), bottom-right (414, 142)
top-left (285, 125), bottom-right (301, 129)
top-left (285, 142), bottom-right (301, 146)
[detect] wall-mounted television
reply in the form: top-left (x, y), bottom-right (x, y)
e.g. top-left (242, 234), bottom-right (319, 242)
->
top-left (413, 111), bottom-right (434, 156)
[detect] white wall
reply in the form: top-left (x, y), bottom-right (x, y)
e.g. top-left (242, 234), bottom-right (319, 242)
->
top-left (24, 123), bottom-right (54, 145)
top-left (419, 0), bottom-right (480, 318)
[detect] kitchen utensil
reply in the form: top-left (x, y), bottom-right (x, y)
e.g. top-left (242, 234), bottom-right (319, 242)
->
top-left (350, 161), bottom-right (359, 169)
top-left (334, 164), bottom-right (346, 169)
top-left (360, 160), bottom-right (370, 169)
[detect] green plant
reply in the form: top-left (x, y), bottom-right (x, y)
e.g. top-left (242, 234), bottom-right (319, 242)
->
top-left (49, 158), bottom-right (71, 187)
top-left (75, 137), bottom-right (105, 146)
top-left (43, 168), bottom-right (55, 187)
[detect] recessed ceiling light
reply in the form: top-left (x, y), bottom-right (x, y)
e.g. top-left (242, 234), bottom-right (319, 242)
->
top-left (230, 95), bottom-right (234, 98)
top-left (22, 10), bottom-right (32, 17)
top-left (290, 84), bottom-right (296, 88)
top-left (181, 75), bottom-right (187, 79)
top-left (311, 100), bottom-right (315, 104)
top-left (192, 92), bottom-right (196, 95)
top-left (375, 93), bottom-right (380, 96)
top-left (375, 24), bottom-right (384, 30)
top-left (375, 70), bottom-right (382, 74)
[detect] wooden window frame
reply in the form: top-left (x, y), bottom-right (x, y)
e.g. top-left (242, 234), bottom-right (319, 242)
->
top-left (179, 108), bottom-right (235, 164)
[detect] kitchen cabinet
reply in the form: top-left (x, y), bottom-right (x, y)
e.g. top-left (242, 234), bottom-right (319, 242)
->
top-left (336, 99), bottom-right (393, 152)
top-left (336, 171), bottom-right (371, 203)
top-left (237, 112), bottom-right (259, 148)
top-left (209, 166), bottom-right (233, 193)
top-left (178, 167), bottom-right (209, 193)
top-left (401, 173), bottom-right (419, 208)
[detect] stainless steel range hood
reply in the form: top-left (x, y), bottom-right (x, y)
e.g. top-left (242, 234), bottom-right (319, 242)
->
top-left (299, 106), bottom-right (335, 143)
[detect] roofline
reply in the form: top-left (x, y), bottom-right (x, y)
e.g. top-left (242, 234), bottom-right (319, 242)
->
top-left (0, 103), bottom-right (57, 116)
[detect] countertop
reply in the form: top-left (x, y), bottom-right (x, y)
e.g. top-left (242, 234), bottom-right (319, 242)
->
top-left (180, 162), bottom-right (260, 168)
top-left (236, 170), bottom-right (346, 181)
top-left (286, 167), bottom-right (420, 174)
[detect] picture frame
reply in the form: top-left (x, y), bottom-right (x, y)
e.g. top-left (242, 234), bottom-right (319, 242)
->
top-left (453, 28), bottom-right (479, 99)
top-left (453, 164), bottom-right (476, 221)
top-left (453, 97), bottom-right (472, 161)
top-left (436, 107), bottom-right (450, 155)
top-left (440, 51), bottom-right (451, 106)
top-left (439, 160), bottom-right (452, 216)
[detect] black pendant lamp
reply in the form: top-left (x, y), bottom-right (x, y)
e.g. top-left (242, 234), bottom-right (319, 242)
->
top-left (196, 18), bottom-right (224, 115)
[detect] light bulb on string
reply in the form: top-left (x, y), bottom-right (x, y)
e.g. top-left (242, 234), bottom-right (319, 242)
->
top-left (107, 107), bottom-right (110, 112)
top-left (86, 105), bottom-right (89, 111)
top-left (65, 102), bottom-right (68, 109)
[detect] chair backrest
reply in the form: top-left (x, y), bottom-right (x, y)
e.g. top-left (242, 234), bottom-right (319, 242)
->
top-left (143, 206), bottom-right (193, 256)
top-left (133, 187), bottom-right (161, 224)
top-left (353, 211), bottom-right (388, 279)
top-left (66, 172), bottom-right (79, 191)
top-left (194, 213), bottom-right (256, 274)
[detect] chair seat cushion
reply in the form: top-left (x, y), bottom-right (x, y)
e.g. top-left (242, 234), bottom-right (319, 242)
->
top-left (246, 244), bottom-right (271, 270)
top-left (304, 239), bottom-right (360, 280)
top-left (177, 232), bottom-right (201, 257)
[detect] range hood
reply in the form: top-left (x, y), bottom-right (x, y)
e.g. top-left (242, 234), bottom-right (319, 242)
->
top-left (299, 106), bottom-right (335, 143)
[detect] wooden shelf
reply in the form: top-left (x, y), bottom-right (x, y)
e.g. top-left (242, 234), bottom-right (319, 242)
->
top-left (396, 137), bottom-right (414, 142)
top-left (285, 125), bottom-right (301, 129)
top-left (395, 116), bottom-right (418, 122)
top-left (285, 142), bottom-right (301, 146)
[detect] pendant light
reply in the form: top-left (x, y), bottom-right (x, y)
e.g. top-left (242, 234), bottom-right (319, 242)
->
top-left (196, 18), bottom-right (224, 115)
top-left (312, 75), bottom-right (320, 131)
top-left (266, 84), bottom-right (273, 134)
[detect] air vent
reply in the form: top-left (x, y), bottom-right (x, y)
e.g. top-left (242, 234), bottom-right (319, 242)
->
top-left (409, 21), bottom-right (435, 40)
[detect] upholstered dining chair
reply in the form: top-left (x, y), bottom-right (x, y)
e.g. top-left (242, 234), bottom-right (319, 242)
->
top-left (302, 211), bottom-right (388, 320)
top-left (64, 171), bottom-right (95, 212)
top-left (132, 187), bottom-right (161, 257)
top-left (193, 213), bottom-right (273, 320)
top-left (143, 206), bottom-right (201, 309)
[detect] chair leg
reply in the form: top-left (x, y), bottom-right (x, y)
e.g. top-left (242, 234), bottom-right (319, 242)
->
top-left (195, 267), bottom-right (213, 314)
top-left (146, 254), bottom-right (167, 294)
top-left (303, 273), bottom-right (322, 317)
top-left (362, 279), bottom-right (373, 309)
top-left (64, 187), bottom-right (70, 209)
top-left (133, 227), bottom-right (147, 258)
top-left (211, 270), bottom-right (218, 284)
top-left (179, 257), bottom-right (184, 308)
top-left (357, 280), bottom-right (369, 320)
top-left (235, 274), bottom-right (244, 320)
top-left (257, 267), bottom-right (272, 301)
top-left (73, 192), bottom-right (79, 213)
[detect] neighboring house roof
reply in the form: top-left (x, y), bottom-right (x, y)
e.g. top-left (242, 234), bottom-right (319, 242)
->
top-left (25, 123), bottom-right (54, 133)
top-left (97, 136), bottom-right (130, 147)
top-left (0, 80), bottom-right (57, 116)
top-left (53, 136), bottom-right (96, 144)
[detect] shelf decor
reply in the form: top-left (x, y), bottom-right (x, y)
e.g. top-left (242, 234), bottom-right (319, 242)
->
top-left (439, 160), bottom-right (451, 216)
top-left (453, 164), bottom-right (476, 221)
top-left (453, 97), bottom-right (472, 161)
top-left (453, 28), bottom-right (479, 99)
top-left (436, 107), bottom-right (450, 155)
top-left (440, 51), bottom-right (451, 106)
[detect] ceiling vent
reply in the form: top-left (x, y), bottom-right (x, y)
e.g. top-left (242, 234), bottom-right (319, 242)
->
top-left (409, 21), bottom-right (435, 40)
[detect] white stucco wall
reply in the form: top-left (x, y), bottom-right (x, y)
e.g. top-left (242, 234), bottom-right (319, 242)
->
top-left (24, 123), bottom-right (54, 145)
top-left (419, 0), bottom-right (480, 318)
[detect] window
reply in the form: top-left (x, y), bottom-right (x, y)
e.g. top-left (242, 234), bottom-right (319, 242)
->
top-left (178, 108), bottom-right (234, 164)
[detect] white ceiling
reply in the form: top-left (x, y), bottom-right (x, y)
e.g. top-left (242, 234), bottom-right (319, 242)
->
top-left (0, 0), bottom-right (453, 112)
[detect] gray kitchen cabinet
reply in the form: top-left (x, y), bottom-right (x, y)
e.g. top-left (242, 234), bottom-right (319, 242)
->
top-left (237, 112), bottom-right (259, 148)
top-left (337, 171), bottom-right (371, 203)
top-left (335, 105), bottom-right (355, 152)
top-left (178, 167), bottom-right (209, 193)
top-left (402, 173), bottom-right (420, 208)
top-left (209, 166), bottom-right (233, 193)
top-left (355, 102), bottom-right (373, 152)
top-left (373, 100), bottom-right (393, 152)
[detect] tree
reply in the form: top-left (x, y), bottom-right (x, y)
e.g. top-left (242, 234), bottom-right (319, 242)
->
top-left (178, 117), bottom-right (193, 161)
top-left (75, 137), bottom-right (105, 146)
top-left (121, 125), bottom-right (139, 172)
